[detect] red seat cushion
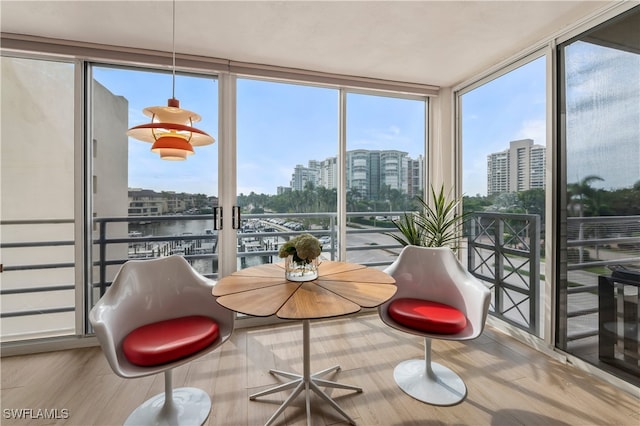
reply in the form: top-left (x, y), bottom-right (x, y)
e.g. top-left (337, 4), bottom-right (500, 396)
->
top-left (388, 298), bottom-right (467, 334)
top-left (123, 315), bottom-right (220, 366)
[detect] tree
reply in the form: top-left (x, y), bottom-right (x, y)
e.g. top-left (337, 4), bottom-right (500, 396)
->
top-left (346, 188), bottom-right (362, 212)
top-left (491, 192), bottom-right (522, 212)
top-left (567, 175), bottom-right (605, 263)
top-left (567, 175), bottom-right (604, 217)
top-left (604, 183), bottom-right (640, 216)
top-left (518, 188), bottom-right (545, 222)
top-left (388, 188), bottom-right (404, 211)
top-left (462, 194), bottom-right (494, 215)
top-left (316, 187), bottom-right (337, 212)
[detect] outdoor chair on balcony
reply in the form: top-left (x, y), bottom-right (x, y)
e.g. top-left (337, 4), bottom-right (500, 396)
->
top-left (89, 255), bottom-right (234, 426)
top-left (599, 266), bottom-right (640, 376)
top-left (379, 245), bottom-right (491, 405)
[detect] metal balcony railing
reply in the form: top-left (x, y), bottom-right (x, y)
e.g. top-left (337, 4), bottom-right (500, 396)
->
top-left (0, 212), bottom-right (404, 341)
top-left (562, 216), bottom-right (640, 344)
top-left (467, 212), bottom-right (541, 335)
top-left (0, 219), bottom-right (76, 342)
top-left (7, 212), bottom-right (634, 345)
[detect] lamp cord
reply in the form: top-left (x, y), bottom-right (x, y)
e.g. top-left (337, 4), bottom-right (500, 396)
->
top-left (171, 0), bottom-right (176, 100)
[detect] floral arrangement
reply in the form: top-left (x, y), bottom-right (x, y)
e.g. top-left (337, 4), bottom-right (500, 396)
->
top-left (278, 233), bottom-right (322, 263)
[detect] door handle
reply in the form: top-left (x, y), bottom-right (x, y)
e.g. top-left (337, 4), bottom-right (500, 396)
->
top-left (232, 206), bottom-right (241, 229)
top-left (213, 206), bottom-right (223, 230)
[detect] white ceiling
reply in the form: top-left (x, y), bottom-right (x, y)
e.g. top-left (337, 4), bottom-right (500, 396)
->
top-left (0, 0), bottom-right (619, 87)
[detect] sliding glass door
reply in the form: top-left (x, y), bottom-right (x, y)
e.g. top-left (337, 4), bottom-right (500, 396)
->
top-left (557, 7), bottom-right (640, 384)
top-left (89, 65), bottom-right (219, 312)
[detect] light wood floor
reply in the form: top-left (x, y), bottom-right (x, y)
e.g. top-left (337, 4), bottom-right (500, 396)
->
top-left (1, 313), bottom-right (639, 426)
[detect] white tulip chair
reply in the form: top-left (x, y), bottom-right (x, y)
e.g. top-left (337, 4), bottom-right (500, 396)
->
top-left (90, 255), bottom-right (234, 425)
top-left (379, 245), bottom-right (490, 405)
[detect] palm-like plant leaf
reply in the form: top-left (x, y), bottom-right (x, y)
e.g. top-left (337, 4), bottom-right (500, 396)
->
top-left (387, 184), bottom-right (470, 250)
top-left (384, 211), bottom-right (425, 246)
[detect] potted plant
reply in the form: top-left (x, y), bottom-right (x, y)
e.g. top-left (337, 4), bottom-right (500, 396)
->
top-left (385, 184), bottom-right (470, 250)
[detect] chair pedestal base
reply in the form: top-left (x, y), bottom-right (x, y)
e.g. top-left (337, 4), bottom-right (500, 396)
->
top-left (393, 359), bottom-right (467, 406)
top-left (124, 387), bottom-right (211, 426)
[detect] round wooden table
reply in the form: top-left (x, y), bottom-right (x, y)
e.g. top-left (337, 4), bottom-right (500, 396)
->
top-left (213, 260), bottom-right (396, 426)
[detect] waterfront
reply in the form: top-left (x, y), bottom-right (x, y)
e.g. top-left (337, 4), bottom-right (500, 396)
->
top-left (125, 216), bottom-right (400, 276)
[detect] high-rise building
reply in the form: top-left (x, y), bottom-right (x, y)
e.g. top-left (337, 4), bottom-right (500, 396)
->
top-left (290, 163), bottom-right (320, 190)
top-left (346, 150), bottom-right (372, 198)
top-left (380, 150), bottom-right (410, 196)
top-left (345, 149), bottom-right (412, 200)
top-left (319, 157), bottom-right (337, 189)
top-left (290, 149), bottom-right (423, 200)
top-left (408, 154), bottom-right (425, 198)
top-left (487, 139), bottom-right (546, 196)
top-left (529, 144), bottom-right (546, 190)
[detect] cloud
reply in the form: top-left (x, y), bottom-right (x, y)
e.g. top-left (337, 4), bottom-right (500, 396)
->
top-left (516, 119), bottom-right (546, 146)
top-left (350, 124), bottom-right (420, 155)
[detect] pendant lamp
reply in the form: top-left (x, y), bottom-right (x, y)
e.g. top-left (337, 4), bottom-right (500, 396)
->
top-left (126, 0), bottom-right (214, 160)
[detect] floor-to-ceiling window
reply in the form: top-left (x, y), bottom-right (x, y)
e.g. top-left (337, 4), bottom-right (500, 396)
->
top-left (344, 93), bottom-right (427, 266)
top-left (0, 47), bottom-right (429, 345)
top-left (236, 78), bottom-right (338, 266)
top-left (557, 7), bottom-right (640, 385)
top-left (1, 56), bottom-right (76, 342)
top-left (459, 54), bottom-right (548, 337)
top-left (234, 83), bottom-right (427, 270)
top-left (89, 65), bottom-right (218, 313)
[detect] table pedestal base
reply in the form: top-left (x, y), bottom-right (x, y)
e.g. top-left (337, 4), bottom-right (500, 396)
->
top-left (249, 320), bottom-right (362, 426)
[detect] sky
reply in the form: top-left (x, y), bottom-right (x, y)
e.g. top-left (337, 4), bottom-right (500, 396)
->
top-left (94, 37), bottom-right (639, 199)
top-left (564, 41), bottom-right (640, 190)
top-left (94, 66), bottom-right (219, 196)
top-left (461, 56), bottom-right (547, 196)
top-left (236, 81), bottom-right (425, 195)
top-left (462, 39), bottom-right (639, 196)
top-left (94, 67), bottom-right (425, 197)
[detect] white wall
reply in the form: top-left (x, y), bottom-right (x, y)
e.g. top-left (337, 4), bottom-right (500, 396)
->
top-left (0, 57), bottom-right (129, 341)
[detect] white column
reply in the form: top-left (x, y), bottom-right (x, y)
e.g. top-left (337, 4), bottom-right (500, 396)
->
top-left (218, 72), bottom-right (238, 277)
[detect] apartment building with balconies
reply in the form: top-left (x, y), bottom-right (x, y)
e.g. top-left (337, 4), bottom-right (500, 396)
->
top-left (487, 139), bottom-right (546, 196)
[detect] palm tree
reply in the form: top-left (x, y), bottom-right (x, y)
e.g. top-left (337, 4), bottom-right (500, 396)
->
top-left (346, 188), bottom-right (362, 212)
top-left (567, 175), bottom-right (604, 217)
top-left (567, 175), bottom-right (604, 262)
top-left (388, 188), bottom-right (404, 212)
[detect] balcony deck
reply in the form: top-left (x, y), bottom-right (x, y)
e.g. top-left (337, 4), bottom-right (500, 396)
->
top-left (1, 313), bottom-right (638, 425)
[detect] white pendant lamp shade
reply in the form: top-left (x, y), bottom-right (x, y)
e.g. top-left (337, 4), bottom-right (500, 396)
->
top-left (127, 98), bottom-right (214, 160)
top-left (126, 0), bottom-right (215, 161)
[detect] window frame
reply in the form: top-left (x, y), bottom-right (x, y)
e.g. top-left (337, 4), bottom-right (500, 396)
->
top-left (0, 41), bottom-right (432, 347)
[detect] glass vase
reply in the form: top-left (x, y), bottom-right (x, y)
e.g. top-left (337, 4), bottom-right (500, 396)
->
top-left (285, 255), bottom-right (319, 282)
